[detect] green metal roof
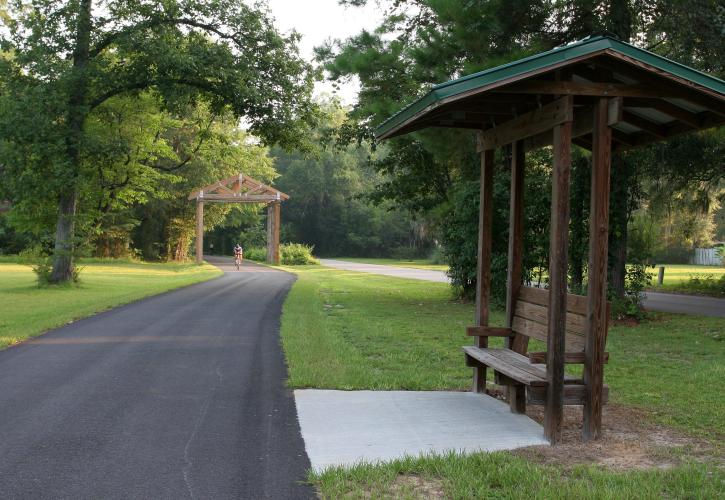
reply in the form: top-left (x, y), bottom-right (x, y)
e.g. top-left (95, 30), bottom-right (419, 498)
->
top-left (375, 35), bottom-right (725, 139)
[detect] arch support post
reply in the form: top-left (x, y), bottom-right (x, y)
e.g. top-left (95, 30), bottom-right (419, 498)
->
top-left (266, 201), bottom-right (281, 264)
top-left (195, 200), bottom-right (204, 264)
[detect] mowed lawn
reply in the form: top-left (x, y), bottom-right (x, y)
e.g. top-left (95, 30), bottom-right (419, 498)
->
top-left (279, 266), bottom-right (724, 497)
top-left (0, 260), bottom-right (221, 349)
top-left (648, 264), bottom-right (724, 283)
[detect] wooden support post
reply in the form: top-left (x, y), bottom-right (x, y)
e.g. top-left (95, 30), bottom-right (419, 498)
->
top-left (266, 202), bottom-right (281, 264)
top-left (545, 120), bottom-right (572, 444)
top-left (506, 140), bottom-right (527, 413)
top-left (584, 98), bottom-right (612, 440)
top-left (272, 201), bottom-right (281, 264)
top-left (473, 148), bottom-right (495, 394)
top-left (507, 140), bottom-right (526, 351)
top-left (195, 200), bottom-right (204, 264)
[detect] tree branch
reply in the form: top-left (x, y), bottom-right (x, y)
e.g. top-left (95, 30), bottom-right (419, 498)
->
top-left (90, 17), bottom-right (257, 58)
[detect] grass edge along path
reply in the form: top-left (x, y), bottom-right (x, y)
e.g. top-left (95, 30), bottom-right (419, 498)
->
top-left (0, 260), bottom-right (222, 349)
top-left (278, 265), bottom-right (724, 498)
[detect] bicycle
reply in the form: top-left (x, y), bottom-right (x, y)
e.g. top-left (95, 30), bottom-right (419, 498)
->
top-left (234, 253), bottom-right (243, 270)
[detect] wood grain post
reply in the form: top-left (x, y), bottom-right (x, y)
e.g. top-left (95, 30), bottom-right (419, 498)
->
top-left (266, 203), bottom-right (273, 264)
top-left (473, 148), bottom-right (495, 394)
top-left (272, 201), bottom-right (281, 264)
top-left (545, 119), bottom-right (573, 444)
top-left (506, 141), bottom-right (527, 412)
top-left (195, 200), bottom-right (204, 264)
top-left (584, 98), bottom-right (612, 440)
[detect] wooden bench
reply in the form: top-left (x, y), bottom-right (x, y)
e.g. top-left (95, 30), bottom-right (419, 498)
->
top-left (463, 286), bottom-right (609, 413)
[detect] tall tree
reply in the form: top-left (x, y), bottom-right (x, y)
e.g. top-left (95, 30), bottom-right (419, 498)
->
top-left (321, 0), bottom-right (723, 297)
top-left (0, 0), bottom-right (316, 282)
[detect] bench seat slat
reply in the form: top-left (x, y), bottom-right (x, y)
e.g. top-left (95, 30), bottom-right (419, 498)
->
top-left (463, 346), bottom-right (581, 387)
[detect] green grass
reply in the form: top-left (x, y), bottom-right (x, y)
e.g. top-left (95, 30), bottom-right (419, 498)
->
top-left (280, 266), bottom-right (479, 390)
top-left (312, 452), bottom-right (723, 499)
top-left (0, 260), bottom-right (221, 349)
top-left (331, 257), bottom-right (448, 271)
top-left (647, 264), bottom-right (725, 294)
top-left (280, 266), bottom-right (725, 497)
top-left (280, 266), bottom-right (724, 437)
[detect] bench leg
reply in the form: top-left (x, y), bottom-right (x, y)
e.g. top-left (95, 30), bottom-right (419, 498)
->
top-left (508, 384), bottom-right (526, 413)
top-left (473, 366), bottom-right (487, 394)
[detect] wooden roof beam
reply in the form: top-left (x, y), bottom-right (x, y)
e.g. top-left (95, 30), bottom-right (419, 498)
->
top-left (624, 97), bottom-right (703, 128)
top-left (477, 96), bottom-right (573, 152)
top-left (592, 53), bottom-right (725, 116)
top-left (620, 111), bottom-right (667, 138)
top-left (524, 98), bottom-right (622, 152)
top-left (497, 80), bottom-right (676, 98)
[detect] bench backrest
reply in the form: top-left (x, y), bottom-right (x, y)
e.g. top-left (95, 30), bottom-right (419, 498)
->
top-left (511, 286), bottom-right (603, 352)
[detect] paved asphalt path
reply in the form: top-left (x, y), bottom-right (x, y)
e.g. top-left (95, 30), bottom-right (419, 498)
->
top-left (319, 259), bottom-right (724, 317)
top-left (643, 291), bottom-right (725, 317)
top-left (0, 257), bottom-right (315, 499)
top-left (318, 258), bottom-right (449, 283)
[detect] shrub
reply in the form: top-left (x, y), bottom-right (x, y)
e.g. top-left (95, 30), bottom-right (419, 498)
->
top-left (280, 243), bottom-right (318, 265)
top-left (609, 263), bottom-right (653, 320)
top-left (428, 246), bottom-right (445, 265)
top-left (244, 246), bottom-right (267, 262)
top-left (680, 274), bottom-right (725, 297)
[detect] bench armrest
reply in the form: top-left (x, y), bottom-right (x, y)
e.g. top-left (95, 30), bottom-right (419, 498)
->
top-left (466, 326), bottom-right (514, 337)
top-left (527, 351), bottom-right (609, 364)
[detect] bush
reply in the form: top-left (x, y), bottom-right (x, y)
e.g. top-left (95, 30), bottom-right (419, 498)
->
top-left (609, 263), bottom-right (653, 320)
top-left (679, 274), bottom-right (725, 297)
top-left (280, 243), bottom-right (318, 265)
top-left (389, 246), bottom-right (424, 260)
top-left (428, 246), bottom-right (445, 265)
top-left (244, 246), bottom-right (267, 262)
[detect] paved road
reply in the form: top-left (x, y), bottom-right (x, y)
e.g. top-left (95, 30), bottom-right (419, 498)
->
top-left (643, 291), bottom-right (725, 317)
top-left (0, 258), bottom-right (314, 499)
top-left (318, 258), bottom-right (449, 283)
top-left (320, 259), bottom-right (725, 318)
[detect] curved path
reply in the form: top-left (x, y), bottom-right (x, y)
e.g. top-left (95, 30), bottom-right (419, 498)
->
top-left (319, 259), bottom-right (724, 317)
top-left (0, 258), bottom-right (314, 499)
top-left (318, 258), bottom-right (449, 283)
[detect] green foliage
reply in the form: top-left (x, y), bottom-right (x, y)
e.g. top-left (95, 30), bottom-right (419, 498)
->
top-left (272, 101), bottom-right (427, 257)
top-left (280, 243), bottom-right (318, 265)
top-left (243, 246), bottom-right (267, 263)
top-left (319, 0), bottom-right (724, 306)
top-left (0, 0), bottom-right (317, 280)
top-left (678, 274), bottom-right (725, 297)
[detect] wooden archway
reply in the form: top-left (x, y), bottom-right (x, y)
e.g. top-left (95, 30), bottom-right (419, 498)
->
top-left (188, 174), bottom-right (289, 264)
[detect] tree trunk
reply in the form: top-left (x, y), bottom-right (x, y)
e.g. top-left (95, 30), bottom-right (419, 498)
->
top-left (50, 190), bottom-right (79, 282)
top-left (50, 0), bottom-right (93, 283)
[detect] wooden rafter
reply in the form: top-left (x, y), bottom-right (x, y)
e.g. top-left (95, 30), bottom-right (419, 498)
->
top-left (188, 173), bottom-right (288, 202)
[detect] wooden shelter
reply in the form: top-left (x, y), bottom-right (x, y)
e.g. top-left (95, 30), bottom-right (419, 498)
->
top-left (188, 174), bottom-right (289, 265)
top-left (375, 35), bottom-right (725, 444)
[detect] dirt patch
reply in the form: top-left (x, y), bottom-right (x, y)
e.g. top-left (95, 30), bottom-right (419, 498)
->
top-left (387, 475), bottom-right (445, 499)
top-left (512, 404), bottom-right (718, 470)
top-left (612, 317), bottom-right (640, 327)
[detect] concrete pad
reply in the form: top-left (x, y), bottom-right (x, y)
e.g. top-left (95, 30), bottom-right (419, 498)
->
top-left (295, 390), bottom-right (548, 471)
